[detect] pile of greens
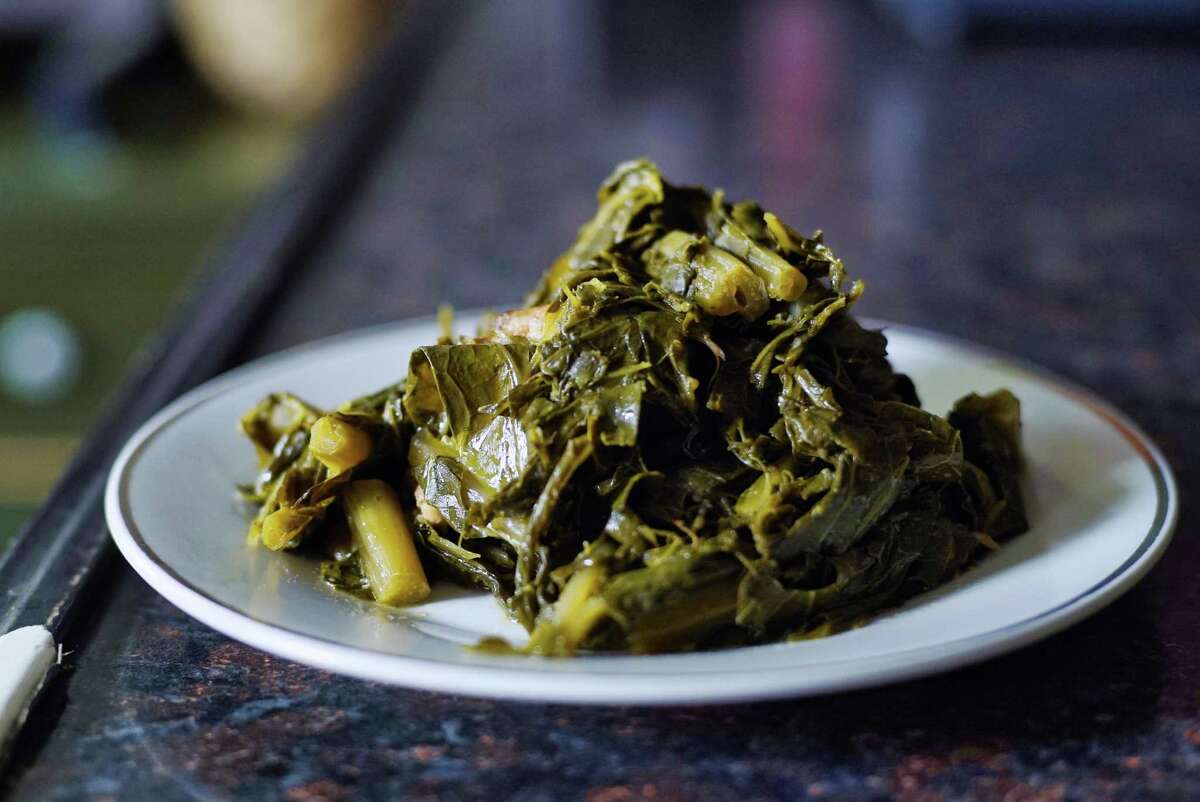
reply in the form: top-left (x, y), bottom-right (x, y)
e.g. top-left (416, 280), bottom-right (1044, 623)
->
top-left (238, 159), bottom-right (1027, 655)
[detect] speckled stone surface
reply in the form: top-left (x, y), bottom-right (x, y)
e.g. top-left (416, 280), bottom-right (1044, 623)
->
top-left (5, 2), bottom-right (1200, 800)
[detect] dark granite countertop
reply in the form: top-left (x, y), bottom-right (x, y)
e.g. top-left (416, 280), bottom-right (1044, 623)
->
top-left (4, 2), bottom-right (1199, 800)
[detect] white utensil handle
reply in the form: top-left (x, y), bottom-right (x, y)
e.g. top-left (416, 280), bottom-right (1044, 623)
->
top-left (0, 626), bottom-right (56, 755)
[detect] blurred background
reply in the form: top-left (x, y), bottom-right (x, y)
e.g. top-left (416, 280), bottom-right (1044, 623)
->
top-left (1, 0), bottom-right (1198, 554)
top-left (0, 0), bottom-right (395, 551)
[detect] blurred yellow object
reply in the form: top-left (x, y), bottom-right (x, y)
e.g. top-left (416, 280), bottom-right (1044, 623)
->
top-left (172, 0), bottom-right (393, 121)
top-left (0, 435), bottom-right (79, 505)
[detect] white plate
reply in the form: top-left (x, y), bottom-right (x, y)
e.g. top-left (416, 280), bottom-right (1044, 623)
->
top-left (105, 316), bottom-right (1178, 705)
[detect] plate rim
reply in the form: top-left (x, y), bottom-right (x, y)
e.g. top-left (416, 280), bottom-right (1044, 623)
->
top-left (104, 316), bottom-right (1179, 705)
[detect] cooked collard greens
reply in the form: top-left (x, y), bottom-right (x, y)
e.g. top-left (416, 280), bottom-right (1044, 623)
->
top-left (237, 159), bottom-right (1028, 655)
